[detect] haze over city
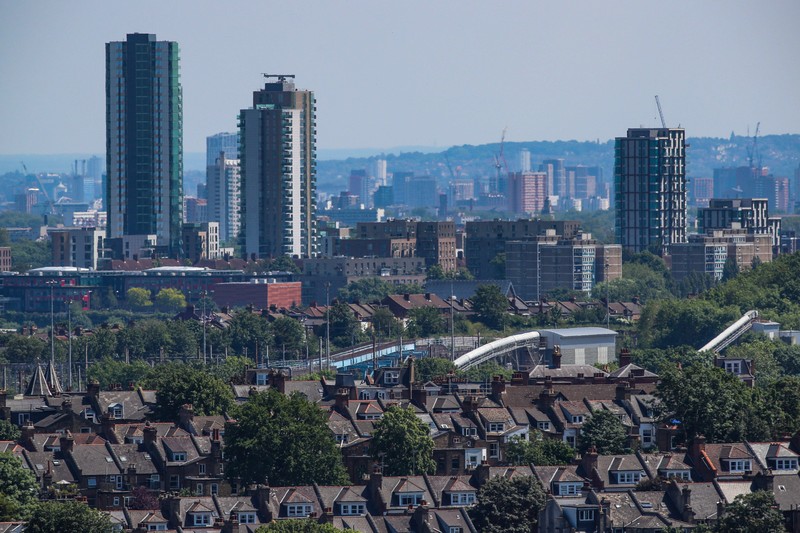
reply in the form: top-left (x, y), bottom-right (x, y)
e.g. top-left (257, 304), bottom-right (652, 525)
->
top-left (1, 0), bottom-right (799, 156)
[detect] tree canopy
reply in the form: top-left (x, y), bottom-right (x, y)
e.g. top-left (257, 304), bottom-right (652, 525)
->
top-left (468, 475), bottom-right (545, 533)
top-left (406, 306), bottom-right (446, 338)
top-left (715, 490), bottom-right (784, 533)
top-left (256, 520), bottom-right (344, 533)
top-left (144, 362), bottom-right (234, 420)
top-left (224, 389), bottom-right (349, 486)
top-left (154, 288), bottom-right (187, 314)
top-left (24, 500), bottom-right (112, 533)
top-left (578, 409), bottom-right (628, 455)
top-left (414, 356), bottom-right (456, 383)
top-left (371, 405), bottom-right (435, 476)
top-left (471, 284), bottom-right (509, 330)
top-left (126, 287), bottom-right (153, 310)
top-left (0, 452), bottom-right (38, 520)
top-left (506, 433), bottom-right (575, 466)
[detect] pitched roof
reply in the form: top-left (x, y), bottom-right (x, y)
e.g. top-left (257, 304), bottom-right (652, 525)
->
top-left (25, 365), bottom-right (52, 397)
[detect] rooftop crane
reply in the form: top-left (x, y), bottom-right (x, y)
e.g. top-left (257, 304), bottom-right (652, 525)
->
top-left (747, 122), bottom-right (761, 169)
top-left (655, 95), bottom-right (667, 128)
top-left (492, 128), bottom-right (508, 193)
top-left (20, 161), bottom-right (56, 215)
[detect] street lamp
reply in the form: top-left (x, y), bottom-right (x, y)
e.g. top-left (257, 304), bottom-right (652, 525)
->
top-left (605, 262), bottom-right (610, 329)
top-left (325, 281), bottom-right (331, 369)
top-left (46, 280), bottom-right (57, 366)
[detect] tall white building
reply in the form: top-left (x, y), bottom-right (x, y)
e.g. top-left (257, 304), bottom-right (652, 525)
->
top-left (371, 158), bottom-right (388, 186)
top-left (207, 153), bottom-right (241, 242)
top-left (239, 76), bottom-right (317, 258)
top-left (519, 148), bottom-right (531, 173)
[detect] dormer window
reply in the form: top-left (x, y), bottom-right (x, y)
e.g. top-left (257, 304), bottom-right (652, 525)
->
top-left (171, 452), bottom-right (187, 462)
top-left (286, 504), bottom-right (312, 517)
top-left (384, 371), bottom-right (399, 385)
top-left (538, 421), bottom-right (550, 431)
top-left (770, 458), bottom-right (798, 470)
top-left (84, 409), bottom-right (96, 422)
top-left (397, 493), bottom-right (423, 506)
top-left (335, 433), bottom-right (348, 444)
top-left (109, 403), bottom-right (123, 419)
top-left (339, 503), bottom-right (366, 515)
top-left (191, 513), bottom-right (211, 526)
top-left (449, 492), bottom-right (475, 505)
top-left (359, 391), bottom-right (371, 400)
top-left (572, 415), bottom-right (584, 424)
top-left (725, 459), bottom-right (751, 473)
top-left (724, 360), bottom-right (741, 374)
top-left (237, 512), bottom-right (256, 524)
top-left (614, 471), bottom-right (642, 484)
top-left (555, 482), bottom-right (582, 496)
top-left (487, 422), bottom-right (505, 433)
top-left (256, 373), bottom-right (268, 386)
top-left (462, 427), bottom-right (477, 437)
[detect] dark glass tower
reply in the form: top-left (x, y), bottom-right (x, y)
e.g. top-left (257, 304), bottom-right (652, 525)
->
top-left (106, 33), bottom-right (183, 256)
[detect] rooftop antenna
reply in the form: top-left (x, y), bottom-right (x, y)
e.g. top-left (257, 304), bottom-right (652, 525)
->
top-left (655, 95), bottom-right (667, 128)
top-left (262, 74), bottom-right (296, 82)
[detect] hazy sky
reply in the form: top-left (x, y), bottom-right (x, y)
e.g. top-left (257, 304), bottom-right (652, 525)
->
top-left (1, 1), bottom-right (798, 155)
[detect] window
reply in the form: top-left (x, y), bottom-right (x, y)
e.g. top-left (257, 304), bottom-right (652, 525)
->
top-left (171, 452), bottom-right (187, 462)
top-left (123, 496), bottom-right (131, 507)
top-left (451, 457), bottom-right (460, 470)
top-left (384, 371), bottom-right (399, 385)
top-left (195, 483), bottom-right (203, 495)
top-left (726, 460), bottom-right (751, 473)
top-left (84, 409), bottom-right (96, 422)
top-left (211, 483), bottom-right (218, 495)
top-left (577, 509), bottom-right (595, 521)
top-left (18, 413), bottom-right (30, 425)
top-left (148, 524), bottom-right (167, 531)
top-left (538, 421), bottom-right (550, 431)
top-left (557, 483), bottom-right (581, 496)
top-left (192, 513), bottom-right (211, 526)
top-left (398, 493), bottom-right (423, 506)
top-left (450, 492), bottom-right (475, 505)
top-left (724, 360), bottom-right (742, 374)
top-left (487, 423), bottom-right (505, 433)
top-left (169, 475), bottom-right (180, 489)
top-left (449, 528), bottom-right (462, 533)
top-left (109, 403), bottom-right (123, 419)
top-left (614, 472), bottom-right (641, 484)
top-left (87, 477), bottom-right (97, 488)
top-left (286, 504), bottom-right (312, 517)
top-left (462, 427), bottom-right (477, 437)
top-left (199, 463), bottom-right (206, 475)
top-left (336, 433), bottom-right (348, 444)
top-left (489, 442), bottom-right (499, 458)
top-left (149, 474), bottom-right (160, 490)
top-left (772, 458), bottom-right (798, 470)
top-left (339, 503), bottom-right (366, 515)
top-left (572, 415), bottom-right (584, 424)
top-left (113, 496), bottom-right (120, 506)
top-left (238, 512), bottom-right (256, 524)
top-left (256, 373), bottom-right (268, 386)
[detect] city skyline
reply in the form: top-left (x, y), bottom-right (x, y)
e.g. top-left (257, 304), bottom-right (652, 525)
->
top-left (1, 1), bottom-right (799, 155)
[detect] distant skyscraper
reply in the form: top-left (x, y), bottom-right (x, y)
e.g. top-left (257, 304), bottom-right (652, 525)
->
top-left (540, 158), bottom-right (566, 197)
top-left (614, 128), bottom-right (687, 254)
top-left (508, 172), bottom-right (547, 215)
top-left (206, 132), bottom-right (239, 166)
top-left (519, 149), bottom-right (531, 173)
top-left (207, 153), bottom-right (241, 242)
top-left (106, 33), bottom-right (183, 255)
top-left (371, 159), bottom-right (387, 186)
top-left (239, 76), bottom-right (317, 258)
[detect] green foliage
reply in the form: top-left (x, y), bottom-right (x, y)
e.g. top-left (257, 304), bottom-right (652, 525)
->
top-left (10, 239), bottom-right (50, 271)
top-left (228, 310), bottom-right (270, 357)
top-left (256, 519), bottom-right (344, 533)
top-left (87, 357), bottom-right (153, 389)
top-left (1, 334), bottom-right (46, 363)
top-left (456, 360), bottom-right (512, 382)
top-left (338, 278), bottom-right (398, 304)
top-left (721, 257), bottom-right (740, 282)
top-left (414, 356), bottom-right (456, 382)
top-left (0, 452), bottom-right (38, 520)
top-left (371, 405), bottom-right (436, 476)
top-left (126, 287), bottom-right (153, 310)
top-left (269, 317), bottom-right (306, 359)
top-left (154, 288), bottom-right (187, 314)
top-left (765, 376), bottom-right (800, 436)
top-left (144, 363), bottom-right (234, 420)
top-left (370, 307), bottom-right (403, 340)
top-left (24, 500), bottom-right (113, 533)
top-left (469, 475), bottom-right (545, 533)
top-left (506, 433), bottom-right (575, 466)
top-left (578, 410), bottom-right (628, 454)
top-left (209, 355), bottom-right (252, 385)
top-left (637, 299), bottom-right (740, 349)
top-left (225, 389), bottom-right (349, 486)
top-left (656, 363), bottom-right (761, 443)
top-left (0, 420), bottom-right (20, 441)
top-left (426, 265), bottom-right (474, 281)
top-left (628, 346), bottom-right (707, 374)
top-left (715, 490), bottom-right (784, 533)
top-left (406, 306), bottom-right (446, 338)
top-left (471, 284), bottom-right (509, 330)
top-left (489, 252), bottom-right (506, 279)
top-left (325, 302), bottom-right (365, 348)
top-left (266, 255), bottom-right (301, 274)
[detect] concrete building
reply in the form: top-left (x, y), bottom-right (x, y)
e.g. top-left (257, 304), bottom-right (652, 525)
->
top-left (464, 219), bottom-right (581, 279)
top-left (106, 33), bottom-right (183, 256)
top-left (181, 222), bottom-right (220, 263)
top-left (507, 172), bottom-right (547, 215)
top-left (48, 227), bottom-right (106, 270)
top-left (699, 198), bottom-right (781, 248)
top-left (505, 232), bottom-right (622, 301)
top-left (692, 177), bottom-right (714, 207)
top-left (540, 158), bottom-right (567, 197)
top-left (0, 247), bottom-right (11, 272)
top-left (416, 221), bottom-right (457, 273)
top-left (212, 279), bottom-right (301, 309)
top-left (615, 128), bottom-right (687, 254)
top-left (206, 152), bottom-right (241, 242)
top-left (205, 132), bottom-right (238, 166)
top-left (669, 229), bottom-right (773, 281)
top-left (519, 148), bottom-right (531, 173)
top-left (239, 76), bottom-right (317, 258)
top-left (538, 327), bottom-right (618, 366)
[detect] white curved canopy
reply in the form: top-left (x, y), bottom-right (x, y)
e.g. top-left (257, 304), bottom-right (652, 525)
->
top-left (453, 330), bottom-right (541, 370)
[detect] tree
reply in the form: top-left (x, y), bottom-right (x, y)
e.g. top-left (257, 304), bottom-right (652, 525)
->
top-left (656, 363), bottom-right (756, 444)
top-left (269, 317), bottom-right (306, 359)
top-left (0, 452), bottom-right (38, 520)
top-left (266, 255), bottom-right (301, 274)
top-left (10, 240), bottom-right (50, 272)
top-left (256, 520), bottom-right (344, 533)
top-left (224, 389), bottom-right (349, 486)
top-left (371, 405), bottom-right (435, 476)
top-left (87, 357), bottom-right (153, 389)
top-left (128, 485), bottom-right (159, 510)
top-left (489, 252), bottom-right (506, 279)
top-left (24, 500), bottom-right (113, 533)
top-left (426, 264), bottom-right (446, 280)
top-left (210, 355), bottom-right (252, 385)
top-left (126, 287), bottom-right (153, 310)
top-left (506, 433), bottom-right (575, 466)
top-left (469, 475), bottom-right (545, 533)
top-left (406, 306), bottom-right (445, 338)
top-left (578, 410), bottom-right (628, 454)
top-left (325, 302), bottom-right (364, 348)
top-left (2, 334), bottom-right (46, 363)
top-left (766, 376), bottom-right (800, 436)
top-left (414, 356), bottom-right (456, 383)
top-left (370, 307), bottom-right (402, 340)
top-left (338, 278), bottom-right (397, 304)
top-left (0, 420), bottom-right (20, 441)
top-left (144, 363), bottom-right (234, 420)
top-left (457, 361), bottom-right (512, 382)
top-left (721, 257), bottom-right (740, 282)
top-left (154, 288), bottom-right (187, 314)
top-left (471, 284), bottom-right (509, 330)
top-left (716, 490), bottom-right (784, 533)
top-left (227, 310), bottom-right (270, 358)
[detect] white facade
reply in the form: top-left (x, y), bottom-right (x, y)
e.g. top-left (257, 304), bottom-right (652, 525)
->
top-left (206, 155), bottom-right (241, 242)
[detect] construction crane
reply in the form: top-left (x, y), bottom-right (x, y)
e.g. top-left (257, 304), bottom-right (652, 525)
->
top-left (655, 95), bottom-right (667, 128)
top-left (444, 152), bottom-right (457, 180)
top-left (492, 128), bottom-right (508, 193)
top-left (746, 122), bottom-right (761, 169)
top-left (20, 161), bottom-right (56, 215)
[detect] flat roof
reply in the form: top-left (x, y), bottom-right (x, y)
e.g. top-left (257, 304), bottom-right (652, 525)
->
top-left (540, 327), bottom-right (618, 338)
